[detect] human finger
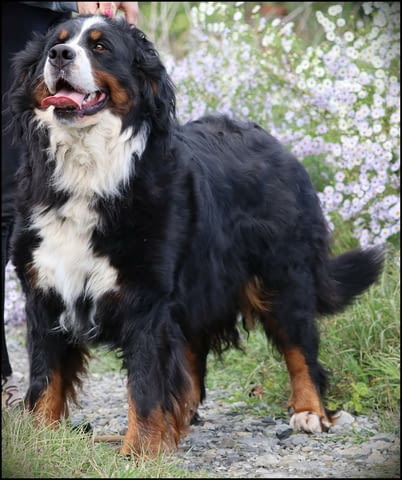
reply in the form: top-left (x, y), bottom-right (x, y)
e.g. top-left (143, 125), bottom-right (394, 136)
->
top-left (98, 2), bottom-right (118, 17)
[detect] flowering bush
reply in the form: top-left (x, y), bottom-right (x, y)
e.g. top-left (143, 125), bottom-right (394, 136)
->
top-left (165, 2), bottom-right (400, 247)
top-left (4, 262), bottom-right (25, 326)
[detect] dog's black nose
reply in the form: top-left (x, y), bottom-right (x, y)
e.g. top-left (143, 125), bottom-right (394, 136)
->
top-left (48, 44), bottom-right (76, 69)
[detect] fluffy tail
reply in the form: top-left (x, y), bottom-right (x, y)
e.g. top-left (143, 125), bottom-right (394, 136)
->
top-left (317, 246), bottom-right (385, 315)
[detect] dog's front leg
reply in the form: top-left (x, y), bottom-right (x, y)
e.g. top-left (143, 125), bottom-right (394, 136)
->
top-left (24, 295), bottom-right (89, 425)
top-left (119, 317), bottom-right (200, 457)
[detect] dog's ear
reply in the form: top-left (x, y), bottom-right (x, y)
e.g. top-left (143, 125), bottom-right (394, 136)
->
top-left (130, 28), bottom-right (176, 134)
top-left (4, 32), bottom-right (48, 142)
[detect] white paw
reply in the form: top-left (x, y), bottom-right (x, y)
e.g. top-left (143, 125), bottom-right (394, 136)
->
top-left (290, 411), bottom-right (330, 433)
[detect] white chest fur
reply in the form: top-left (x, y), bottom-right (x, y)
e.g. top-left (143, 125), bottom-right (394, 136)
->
top-left (31, 198), bottom-right (117, 304)
top-left (30, 111), bottom-right (148, 332)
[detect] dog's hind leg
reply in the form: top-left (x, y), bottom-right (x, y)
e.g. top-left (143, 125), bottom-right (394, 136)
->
top-left (271, 309), bottom-right (332, 432)
top-left (280, 345), bottom-right (332, 432)
top-left (243, 275), bottom-right (333, 432)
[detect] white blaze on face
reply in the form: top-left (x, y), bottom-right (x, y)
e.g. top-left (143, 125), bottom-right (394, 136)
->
top-left (43, 16), bottom-right (107, 95)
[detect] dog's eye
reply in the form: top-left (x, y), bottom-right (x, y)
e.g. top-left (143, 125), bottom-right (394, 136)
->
top-left (93, 43), bottom-right (107, 52)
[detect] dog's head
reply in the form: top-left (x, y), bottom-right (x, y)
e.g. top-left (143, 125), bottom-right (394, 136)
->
top-left (7, 14), bottom-right (176, 134)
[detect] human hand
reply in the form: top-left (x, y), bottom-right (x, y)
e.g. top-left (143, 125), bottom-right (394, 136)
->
top-left (76, 2), bottom-right (139, 25)
top-left (114, 2), bottom-right (139, 25)
top-left (76, 2), bottom-right (105, 15)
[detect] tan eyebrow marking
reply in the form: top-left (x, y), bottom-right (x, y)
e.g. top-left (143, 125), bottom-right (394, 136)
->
top-left (90, 29), bottom-right (103, 41)
top-left (58, 29), bottom-right (69, 41)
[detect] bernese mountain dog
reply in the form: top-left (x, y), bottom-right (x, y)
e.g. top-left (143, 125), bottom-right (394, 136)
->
top-left (6, 14), bottom-right (384, 456)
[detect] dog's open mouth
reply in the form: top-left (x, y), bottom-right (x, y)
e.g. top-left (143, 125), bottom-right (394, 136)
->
top-left (41, 80), bottom-right (108, 117)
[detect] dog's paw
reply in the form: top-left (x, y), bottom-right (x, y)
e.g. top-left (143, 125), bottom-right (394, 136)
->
top-left (289, 411), bottom-right (331, 433)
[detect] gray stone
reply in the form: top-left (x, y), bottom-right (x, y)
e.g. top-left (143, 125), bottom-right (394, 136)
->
top-left (275, 425), bottom-right (293, 440)
top-left (255, 454), bottom-right (280, 466)
top-left (333, 410), bottom-right (355, 426)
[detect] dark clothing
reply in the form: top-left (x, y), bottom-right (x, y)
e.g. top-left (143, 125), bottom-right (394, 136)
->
top-left (1, 2), bottom-right (75, 378)
top-left (1, 215), bottom-right (13, 378)
top-left (2, 2), bottom-right (74, 217)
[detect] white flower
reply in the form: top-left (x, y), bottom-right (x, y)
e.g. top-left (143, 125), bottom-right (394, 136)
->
top-left (375, 69), bottom-right (386, 78)
top-left (326, 31), bottom-right (336, 41)
top-left (316, 11), bottom-right (325, 23)
top-left (261, 34), bottom-right (273, 47)
top-left (362, 2), bottom-right (373, 15)
top-left (297, 79), bottom-right (306, 89)
top-left (344, 31), bottom-right (354, 42)
top-left (332, 144), bottom-right (342, 156)
top-left (373, 10), bottom-right (387, 27)
top-left (379, 228), bottom-right (391, 240)
top-left (356, 105), bottom-right (370, 119)
top-left (371, 107), bottom-right (385, 119)
top-left (314, 67), bottom-right (325, 77)
top-left (330, 45), bottom-right (341, 56)
top-left (358, 71), bottom-right (371, 85)
top-left (328, 5), bottom-right (343, 16)
top-left (323, 78), bottom-right (333, 88)
top-left (334, 192), bottom-right (343, 204)
top-left (300, 59), bottom-right (310, 70)
top-left (371, 56), bottom-right (384, 68)
top-left (362, 126), bottom-right (373, 136)
top-left (282, 38), bottom-right (292, 53)
top-left (374, 79), bottom-right (385, 92)
top-left (367, 26), bottom-right (380, 40)
top-left (281, 22), bottom-right (294, 37)
top-left (233, 11), bottom-right (243, 22)
top-left (335, 171), bottom-right (345, 181)
top-left (337, 18), bottom-right (346, 27)
top-left (205, 3), bottom-right (216, 15)
top-left (346, 47), bottom-right (359, 59)
top-left (306, 77), bottom-right (317, 88)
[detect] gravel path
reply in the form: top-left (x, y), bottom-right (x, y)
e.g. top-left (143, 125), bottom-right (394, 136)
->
top-left (4, 263), bottom-right (400, 478)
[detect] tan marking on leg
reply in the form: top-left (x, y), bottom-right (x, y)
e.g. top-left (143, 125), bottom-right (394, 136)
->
top-left (121, 345), bottom-right (201, 457)
top-left (283, 347), bottom-right (325, 414)
top-left (240, 276), bottom-right (271, 330)
top-left (120, 396), bottom-right (176, 457)
top-left (182, 346), bottom-right (202, 422)
top-left (282, 347), bottom-right (332, 432)
top-left (32, 370), bottom-right (68, 425)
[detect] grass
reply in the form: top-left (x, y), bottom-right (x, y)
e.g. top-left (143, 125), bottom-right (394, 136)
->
top-left (2, 408), bottom-right (209, 478)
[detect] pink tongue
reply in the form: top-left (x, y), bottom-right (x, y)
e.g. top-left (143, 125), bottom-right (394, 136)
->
top-left (41, 89), bottom-right (86, 108)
